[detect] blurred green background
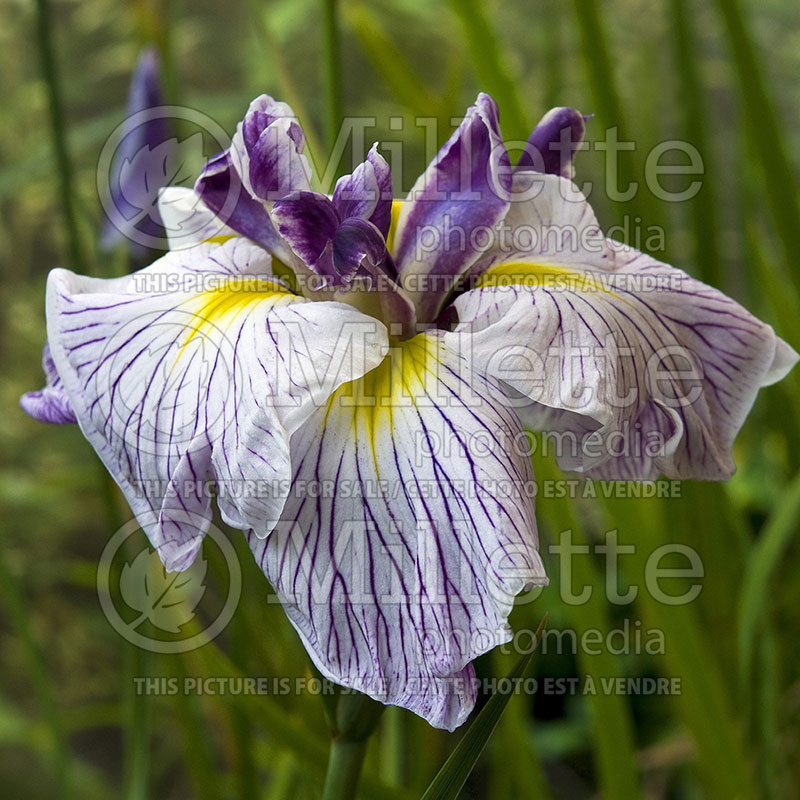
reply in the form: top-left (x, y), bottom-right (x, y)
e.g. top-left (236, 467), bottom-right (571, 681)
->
top-left (2, 0), bottom-right (800, 797)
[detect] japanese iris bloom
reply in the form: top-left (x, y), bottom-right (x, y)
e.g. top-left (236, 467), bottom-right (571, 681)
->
top-left (22, 93), bottom-right (797, 730)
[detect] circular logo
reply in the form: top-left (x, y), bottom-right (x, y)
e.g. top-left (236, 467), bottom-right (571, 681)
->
top-left (97, 105), bottom-right (240, 251)
top-left (97, 512), bottom-right (242, 653)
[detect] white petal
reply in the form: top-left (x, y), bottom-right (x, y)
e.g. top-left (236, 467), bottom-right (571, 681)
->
top-left (47, 238), bottom-right (388, 570)
top-left (466, 171), bottom-right (613, 282)
top-left (249, 332), bottom-right (545, 730)
top-left (157, 187), bottom-right (235, 250)
top-left (455, 247), bottom-right (798, 479)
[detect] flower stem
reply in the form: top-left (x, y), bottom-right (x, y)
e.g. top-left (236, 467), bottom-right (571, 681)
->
top-left (34, 0), bottom-right (87, 271)
top-left (321, 736), bottom-right (369, 800)
top-left (321, 688), bottom-right (385, 800)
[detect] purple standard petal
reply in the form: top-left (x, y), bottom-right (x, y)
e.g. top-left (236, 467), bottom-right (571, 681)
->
top-left (20, 342), bottom-right (77, 424)
top-left (248, 331), bottom-right (545, 730)
top-left (515, 107), bottom-right (587, 178)
top-left (194, 150), bottom-right (291, 260)
top-left (272, 191), bottom-right (341, 269)
top-left (272, 192), bottom-right (390, 285)
top-left (242, 95), bottom-right (305, 153)
top-left (393, 93), bottom-right (512, 323)
top-left (101, 47), bottom-right (171, 258)
top-left (332, 144), bottom-right (393, 236)
top-left (231, 95), bottom-right (312, 203)
top-left (332, 217), bottom-right (388, 280)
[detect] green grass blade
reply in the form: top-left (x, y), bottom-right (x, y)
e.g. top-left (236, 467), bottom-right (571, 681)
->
top-left (670, 0), bottom-right (723, 287)
top-left (446, 0), bottom-right (530, 141)
top-left (490, 689), bottom-right (552, 800)
top-left (245, 0), bottom-right (325, 175)
top-left (122, 644), bottom-right (150, 800)
top-left (0, 543), bottom-right (72, 798)
top-left (604, 495), bottom-right (757, 797)
top-left (321, 0), bottom-right (343, 153)
top-left (34, 0), bottom-right (88, 272)
top-left (169, 657), bottom-right (223, 800)
top-left (419, 615), bottom-right (548, 800)
top-left (534, 454), bottom-right (641, 799)
top-left (570, 0), bottom-right (661, 233)
top-left (737, 469), bottom-right (800, 700)
top-left (715, 0), bottom-right (800, 290)
top-left (570, 0), bottom-right (623, 125)
top-left (186, 639), bottom-right (410, 800)
top-left (342, 2), bottom-right (444, 118)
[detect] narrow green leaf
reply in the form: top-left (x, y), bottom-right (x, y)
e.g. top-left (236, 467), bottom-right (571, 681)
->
top-left (670, 0), bottom-right (723, 287)
top-left (604, 495), bottom-right (757, 797)
top-left (343, 2), bottom-right (445, 118)
top-left (245, 0), bottom-right (325, 181)
top-left (122, 536), bottom-right (151, 800)
top-left (446, 0), bottom-right (530, 141)
top-left (321, 0), bottom-right (343, 153)
top-left (186, 639), bottom-right (410, 800)
top-left (265, 751), bottom-right (298, 800)
top-left (379, 707), bottom-right (404, 789)
top-left (419, 614), bottom-right (548, 800)
top-left (738, 469), bottom-right (800, 700)
top-left (490, 689), bottom-right (552, 800)
top-left (570, 0), bottom-right (660, 232)
top-left (534, 453), bottom-right (641, 800)
top-left (715, 0), bottom-right (800, 291)
top-left (540, 0), bottom-right (564, 111)
top-left (34, 0), bottom-right (88, 272)
top-left (169, 658), bottom-right (222, 800)
top-left (122, 643), bottom-right (150, 800)
top-left (0, 542), bottom-right (72, 798)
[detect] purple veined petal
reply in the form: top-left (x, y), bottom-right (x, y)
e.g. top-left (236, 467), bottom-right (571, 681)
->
top-left (271, 191), bottom-right (341, 273)
top-left (392, 93), bottom-right (512, 323)
top-left (45, 238), bottom-right (388, 571)
top-left (332, 144), bottom-right (393, 237)
top-left (515, 107), bottom-right (587, 178)
top-left (194, 150), bottom-right (292, 260)
top-left (462, 171), bottom-right (612, 285)
top-left (20, 342), bottom-right (77, 424)
top-left (229, 95), bottom-right (313, 203)
top-left (241, 95), bottom-right (304, 153)
top-left (247, 118), bottom-right (314, 201)
top-left (453, 242), bottom-right (799, 480)
top-left (332, 217), bottom-right (388, 281)
top-left (100, 47), bottom-right (171, 258)
top-left (248, 331), bottom-right (545, 730)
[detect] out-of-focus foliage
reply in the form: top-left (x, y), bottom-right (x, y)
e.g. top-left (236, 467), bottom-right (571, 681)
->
top-left (1, 0), bottom-right (799, 797)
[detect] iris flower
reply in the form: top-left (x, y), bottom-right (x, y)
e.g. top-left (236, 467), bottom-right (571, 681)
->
top-left (22, 93), bottom-right (797, 730)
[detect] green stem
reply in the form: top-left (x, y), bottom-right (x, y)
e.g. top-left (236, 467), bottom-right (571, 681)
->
top-left (34, 0), bottom-right (86, 271)
top-left (321, 0), bottom-right (343, 154)
top-left (321, 736), bottom-right (369, 800)
top-left (321, 689), bottom-right (384, 800)
top-left (123, 642), bottom-right (150, 800)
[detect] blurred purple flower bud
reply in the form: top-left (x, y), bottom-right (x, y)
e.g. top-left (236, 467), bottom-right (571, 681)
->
top-left (100, 47), bottom-right (172, 260)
